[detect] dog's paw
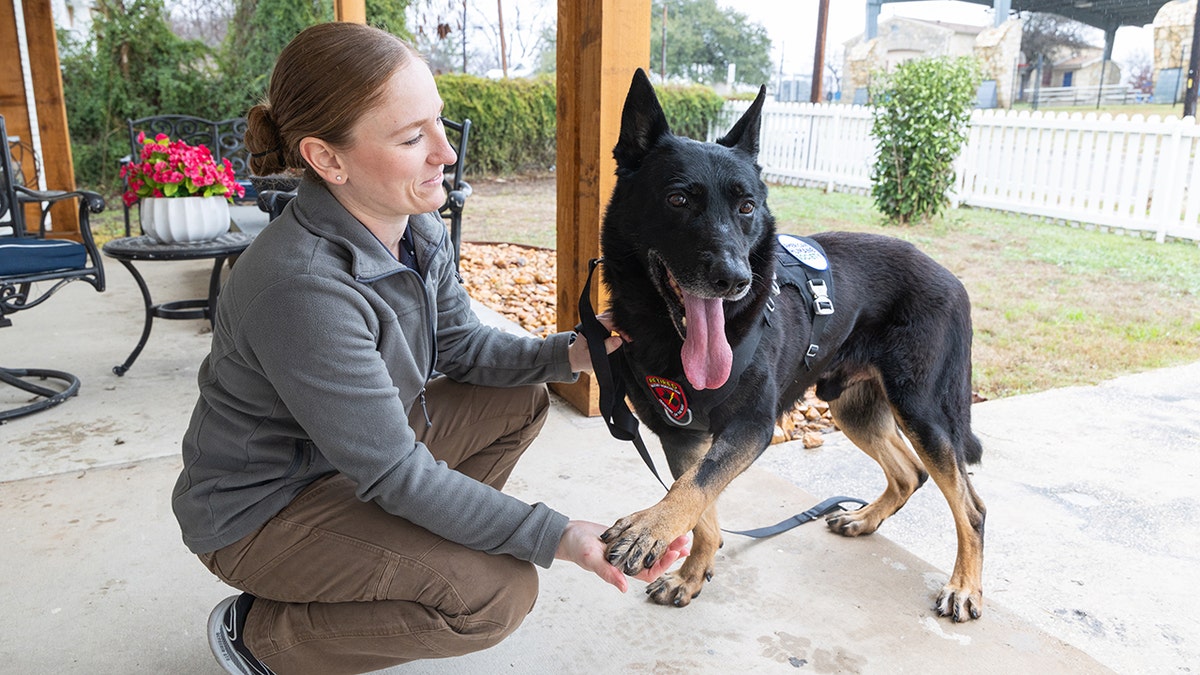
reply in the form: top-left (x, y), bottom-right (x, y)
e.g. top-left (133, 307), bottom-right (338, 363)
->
top-left (645, 568), bottom-right (709, 608)
top-left (825, 505), bottom-right (885, 537)
top-left (935, 583), bottom-right (983, 622)
top-left (602, 514), bottom-right (673, 577)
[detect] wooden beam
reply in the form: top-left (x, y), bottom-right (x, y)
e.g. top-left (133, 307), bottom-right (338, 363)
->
top-left (550, 0), bottom-right (651, 416)
top-left (334, 0), bottom-right (366, 24)
top-left (1, 0), bottom-right (79, 238)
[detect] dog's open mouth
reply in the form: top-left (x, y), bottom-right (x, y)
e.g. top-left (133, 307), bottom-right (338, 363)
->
top-left (649, 252), bottom-right (733, 391)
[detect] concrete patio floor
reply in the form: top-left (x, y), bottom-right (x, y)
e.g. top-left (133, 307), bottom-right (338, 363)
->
top-left (1, 256), bottom-right (1196, 673)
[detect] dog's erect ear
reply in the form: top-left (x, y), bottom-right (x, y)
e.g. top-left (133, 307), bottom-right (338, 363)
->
top-left (716, 84), bottom-right (766, 158)
top-left (614, 68), bottom-right (672, 171)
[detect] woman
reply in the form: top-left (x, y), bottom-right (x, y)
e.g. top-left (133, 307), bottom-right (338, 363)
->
top-left (172, 22), bottom-right (686, 675)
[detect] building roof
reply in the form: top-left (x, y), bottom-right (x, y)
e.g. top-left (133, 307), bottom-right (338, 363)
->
top-left (885, 0), bottom-right (1165, 31)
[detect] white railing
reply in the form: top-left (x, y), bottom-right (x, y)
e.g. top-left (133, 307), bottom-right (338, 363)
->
top-left (712, 101), bottom-right (1200, 243)
top-left (1028, 85), bottom-right (1141, 107)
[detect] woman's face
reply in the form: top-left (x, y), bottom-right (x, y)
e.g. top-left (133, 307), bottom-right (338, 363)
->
top-left (333, 60), bottom-right (458, 226)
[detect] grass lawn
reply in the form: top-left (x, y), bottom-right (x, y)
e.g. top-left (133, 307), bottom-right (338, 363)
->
top-left (768, 185), bottom-right (1200, 399)
top-left (458, 177), bottom-right (1200, 401)
top-left (1008, 102), bottom-right (1188, 119)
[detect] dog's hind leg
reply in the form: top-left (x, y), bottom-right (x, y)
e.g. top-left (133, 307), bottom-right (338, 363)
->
top-left (896, 414), bottom-right (986, 622)
top-left (823, 371), bottom-right (928, 537)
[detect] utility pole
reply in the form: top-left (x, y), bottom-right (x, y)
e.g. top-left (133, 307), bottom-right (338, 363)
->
top-left (461, 0), bottom-right (468, 74)
top-left (1185, 0), bottom-right (1200, 117)
top-left (497, 0), bottom-right (508, 77)
top-left (661, 4), bottom-right (667, 82)
top-left (811, 0), bottom-right (829, 103)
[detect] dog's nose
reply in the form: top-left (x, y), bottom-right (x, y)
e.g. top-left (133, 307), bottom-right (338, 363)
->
top-left (713, 274), bottom-right (751, 297)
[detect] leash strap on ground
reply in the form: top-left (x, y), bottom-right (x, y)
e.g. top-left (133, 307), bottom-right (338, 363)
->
top-left (722, 496), bottom-right (868, 538)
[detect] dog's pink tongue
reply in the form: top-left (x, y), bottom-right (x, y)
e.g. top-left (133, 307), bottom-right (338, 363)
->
top-left (680, 292), bottom-right (732, 390)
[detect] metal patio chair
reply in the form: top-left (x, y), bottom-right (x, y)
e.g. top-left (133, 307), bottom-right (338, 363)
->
top-left (1, 114), bottom-right (106, 421)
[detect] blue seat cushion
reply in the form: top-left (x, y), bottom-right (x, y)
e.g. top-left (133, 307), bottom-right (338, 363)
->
top-left (0, 238), bottom-right (87, 276)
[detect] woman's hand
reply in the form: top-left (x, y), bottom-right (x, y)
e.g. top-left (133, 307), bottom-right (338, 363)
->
top-left (555, 520), bottom-right (689, 592)
top-left (567, 319), bottom-right (625, 373)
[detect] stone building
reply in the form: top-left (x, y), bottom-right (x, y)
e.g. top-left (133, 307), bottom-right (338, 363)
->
top-left (843, 15), bottom-right (1023, 109)
top-left (1153, 0), bottom-right (1197, 103)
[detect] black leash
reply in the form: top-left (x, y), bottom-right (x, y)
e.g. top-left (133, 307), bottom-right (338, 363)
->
top-left (577, 258), bottom-right (865, 538)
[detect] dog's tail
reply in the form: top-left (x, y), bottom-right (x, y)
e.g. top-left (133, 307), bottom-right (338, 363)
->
top-left (963, 431), bottom-right (983, 465)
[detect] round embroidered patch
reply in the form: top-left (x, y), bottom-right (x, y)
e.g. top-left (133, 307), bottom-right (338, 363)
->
top-left (645, 375), bottom-right (693, 427)
top-left (778, 234), bottom-right (828, 271)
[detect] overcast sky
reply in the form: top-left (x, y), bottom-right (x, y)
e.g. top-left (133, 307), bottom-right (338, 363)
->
top-left (475, 0), bottom-right (1153, 78)
top-left (722, 0), bottom-right (1152, 78)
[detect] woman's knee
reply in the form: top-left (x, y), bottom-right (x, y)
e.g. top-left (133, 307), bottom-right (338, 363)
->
top-left (451, 558), bottom-right (540, 652)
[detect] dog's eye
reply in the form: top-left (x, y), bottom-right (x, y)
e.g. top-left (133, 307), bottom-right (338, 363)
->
top-left (667, 193), bottom-right (687, 208)
top-left (738, 200), bottom-right (755, 215)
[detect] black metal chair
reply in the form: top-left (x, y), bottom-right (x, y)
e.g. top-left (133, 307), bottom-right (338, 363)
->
top-left (121, 115), bottom-right (256, 236)
top-left (256, 117), bottom-right (472, 266)
top-left (1, 114), bottom-right (106, 422)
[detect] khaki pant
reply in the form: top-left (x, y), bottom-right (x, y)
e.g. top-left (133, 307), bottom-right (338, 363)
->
top-left (199, 378), bottom-right (551, 675)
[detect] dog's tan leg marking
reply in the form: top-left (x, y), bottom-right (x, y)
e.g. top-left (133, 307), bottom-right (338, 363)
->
top-left (604, 429), bottom-right (766, 606)
top-left (825, 375), bottom-right (927, 537)
top-left (645, 502), bottom-right (721, 607)
top-left (921, 453), bottom-right (986, 621)
top-left (899, 422), bottom-right (987, 622)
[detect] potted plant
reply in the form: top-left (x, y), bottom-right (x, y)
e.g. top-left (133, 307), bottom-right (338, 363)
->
top-left (120, 132), bottom-right (246, 243)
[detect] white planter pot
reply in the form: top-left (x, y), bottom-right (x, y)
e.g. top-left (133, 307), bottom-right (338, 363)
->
top-left (140, 196), bottom-right (231, 244)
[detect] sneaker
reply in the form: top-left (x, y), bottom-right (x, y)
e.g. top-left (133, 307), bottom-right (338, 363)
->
top-left (208, 594), bottom-right (276, 675)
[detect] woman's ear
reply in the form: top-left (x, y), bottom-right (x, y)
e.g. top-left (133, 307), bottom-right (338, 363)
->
top-left (299, 137), bottom-right (344, 184)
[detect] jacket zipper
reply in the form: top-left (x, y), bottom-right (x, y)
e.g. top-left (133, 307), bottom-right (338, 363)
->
top-left (357, 226), bottom-right (444, 427)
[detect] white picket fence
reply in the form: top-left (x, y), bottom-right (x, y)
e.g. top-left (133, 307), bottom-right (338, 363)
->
top-left (712, 101), bottom-right (1200, 243)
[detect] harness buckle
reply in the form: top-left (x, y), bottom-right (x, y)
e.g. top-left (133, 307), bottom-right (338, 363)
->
top-left (807, 278), bottom-right (835, 315)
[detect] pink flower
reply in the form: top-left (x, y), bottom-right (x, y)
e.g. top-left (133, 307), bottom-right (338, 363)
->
top-left (121, 133), bottom-right (244, 205)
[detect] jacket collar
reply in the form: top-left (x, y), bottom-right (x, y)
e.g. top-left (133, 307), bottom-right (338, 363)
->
top-left (291, 177), bottom-right (446, 280)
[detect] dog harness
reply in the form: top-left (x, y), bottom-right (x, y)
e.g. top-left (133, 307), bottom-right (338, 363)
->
top-left (577, 236), bottom-right (864, 537)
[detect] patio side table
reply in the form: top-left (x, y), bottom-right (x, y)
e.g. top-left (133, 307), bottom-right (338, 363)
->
top-left (102, 231), bottom-right (254, 375)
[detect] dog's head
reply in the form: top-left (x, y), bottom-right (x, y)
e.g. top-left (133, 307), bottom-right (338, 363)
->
top-left (601, 68), bottom-right (773, 390)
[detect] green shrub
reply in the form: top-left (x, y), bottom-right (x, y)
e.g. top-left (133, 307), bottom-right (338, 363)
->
top-left (869, 56), bottom-right (980, 224)
top-left (437, 74), bottom-right (557, 174)
top-left (655, 84), bottom-right (726, 140)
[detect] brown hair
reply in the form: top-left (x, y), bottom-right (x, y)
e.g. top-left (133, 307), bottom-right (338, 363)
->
top-left (245, 22), bottom-right (416, 180)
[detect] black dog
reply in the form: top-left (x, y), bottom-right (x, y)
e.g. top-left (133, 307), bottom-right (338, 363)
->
top-left (596, 69), bottom-right (986, 622)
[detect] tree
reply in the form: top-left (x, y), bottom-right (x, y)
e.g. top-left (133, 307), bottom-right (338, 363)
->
top-left (60, 0), bottom-right (217, 189)
top-left (870, 56), bottom-right (981, 225)
top-left (650, 0), bottom-right (771, 87)
top-left (216, 0), bottom-right (412, 121)
top-left (1018, 12), bottom-right (1098, 91)
top-left (1124, 49), bottom-right (1154, 96)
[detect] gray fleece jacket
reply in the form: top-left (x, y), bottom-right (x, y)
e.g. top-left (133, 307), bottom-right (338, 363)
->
top-left (172, 179), bottom-right (573, 567)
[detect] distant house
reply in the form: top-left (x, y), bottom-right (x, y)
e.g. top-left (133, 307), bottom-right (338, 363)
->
top-left (843, 15), bottom-right (1023, 109)
top-left (1018, 45), bottom-right (1122, 102)
top-left (50, 0), bottom-right (93, 44)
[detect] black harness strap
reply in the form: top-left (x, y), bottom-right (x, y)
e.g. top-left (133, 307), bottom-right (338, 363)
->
top-left (577, 256), bottom-right (864, 537)
top-left (578, 258), bottom-right (671, 491)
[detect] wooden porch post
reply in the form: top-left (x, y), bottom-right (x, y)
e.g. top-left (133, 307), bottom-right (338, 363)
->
top-left (551, 0), bottom-right (651, 416)
top-left (333, 0), bottom-right (366, 24)
top-left (1, 0), bottom-right (79, 238)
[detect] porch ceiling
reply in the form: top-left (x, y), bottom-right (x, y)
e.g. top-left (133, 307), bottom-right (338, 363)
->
top-left (961, 0), bottom-right (1164, 30)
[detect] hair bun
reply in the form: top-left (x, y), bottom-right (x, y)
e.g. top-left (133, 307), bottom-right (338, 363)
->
top-left (245, 104), bottom-right (288, 176)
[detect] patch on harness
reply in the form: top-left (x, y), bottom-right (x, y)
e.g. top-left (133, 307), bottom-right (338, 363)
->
top-left (778, 234), bottom-right (828, 271)
top-left (645, 375), bottom-right (693, 426)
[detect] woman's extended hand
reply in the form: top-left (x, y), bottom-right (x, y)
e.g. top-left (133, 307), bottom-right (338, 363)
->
top-left (568, 327), bottom-right (624, 373)
top-left (555, 520), bottom-right (690, 592)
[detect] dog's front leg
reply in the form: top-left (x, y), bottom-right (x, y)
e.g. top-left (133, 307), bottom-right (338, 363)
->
top-left (603, 422), bottom-right (773, 607)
